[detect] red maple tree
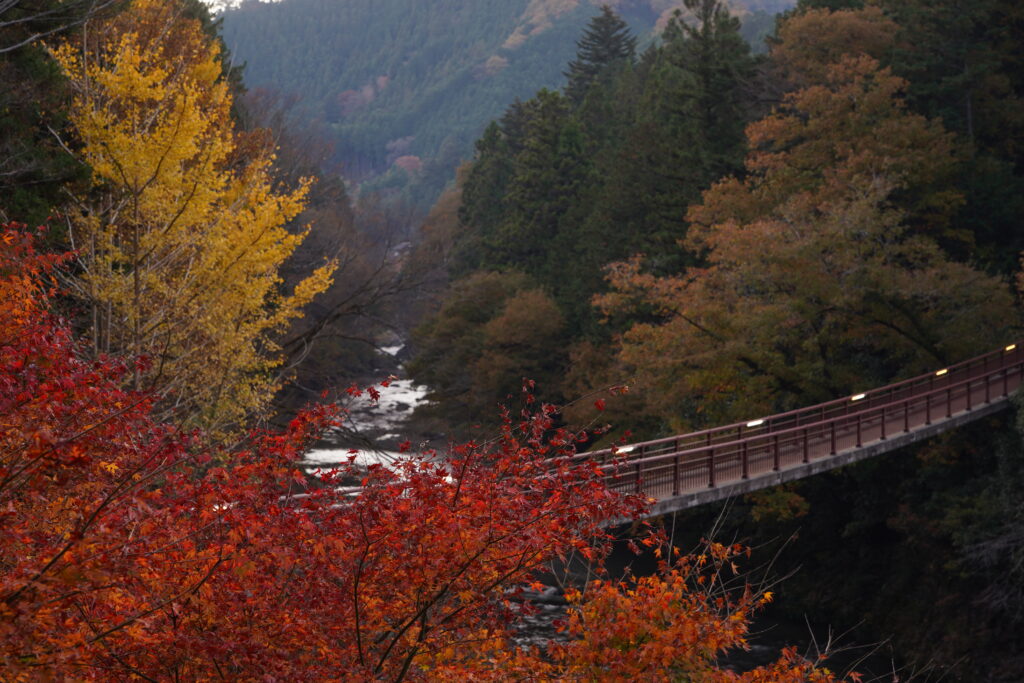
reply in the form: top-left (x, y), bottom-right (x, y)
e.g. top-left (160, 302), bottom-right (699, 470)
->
top-left (0, 223), bottom-right (845, 680)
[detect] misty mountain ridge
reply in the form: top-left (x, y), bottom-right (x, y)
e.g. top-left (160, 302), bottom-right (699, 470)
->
top-left (221, 0), bottom-right (794, 211)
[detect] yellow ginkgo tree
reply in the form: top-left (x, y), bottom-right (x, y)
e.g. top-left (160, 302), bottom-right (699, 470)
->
top-left (53, 0), bottom-right (334, 432)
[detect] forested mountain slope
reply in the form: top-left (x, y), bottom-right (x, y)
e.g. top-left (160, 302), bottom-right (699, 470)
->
top-left (220, 0), bottom-right (790, 210)
top-left (403, 2), bottom-right (1024, 677)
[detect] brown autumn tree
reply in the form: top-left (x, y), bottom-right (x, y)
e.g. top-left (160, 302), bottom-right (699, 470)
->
top-left (771, 5), bottom-right (898, 85)
top-left (599, 51), bottom-right (1014, 427)
top-left (407, 270), bottom-right (569, 433)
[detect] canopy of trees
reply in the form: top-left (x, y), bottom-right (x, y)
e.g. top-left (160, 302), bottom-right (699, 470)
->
top-left (600, 52), bottom-right (1011, 424)
top-left (408, 2), bottom-right (1024, 676)
top-left (0, 223), bottom-right (841, 680)
top-left (4, 0), bottom-right (1024, 678)
top-left (413, 1), bottom-right (759, 434)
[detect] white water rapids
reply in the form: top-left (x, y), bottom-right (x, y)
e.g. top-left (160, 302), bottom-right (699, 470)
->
top-left (300, 346), bottom-right (430, 471)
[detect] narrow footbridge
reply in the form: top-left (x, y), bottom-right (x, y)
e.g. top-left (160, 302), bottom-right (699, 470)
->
top-left (578, 343), bottom-right (1024, 518)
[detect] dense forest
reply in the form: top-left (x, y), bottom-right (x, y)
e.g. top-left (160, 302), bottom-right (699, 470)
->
top-left (2, 0), bottom-right (1024, 679)
top-left (410, 0), bottom-right (1024, 433)
top-left (220, 0), bottom-right (786, 212)
top-left (405, 0), bottom-right (1024, 678)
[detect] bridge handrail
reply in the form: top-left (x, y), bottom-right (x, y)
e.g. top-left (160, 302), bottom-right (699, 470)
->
top-left (579, 342), bottom-right (1023, 467)
top-left (597, 358), bottom-right (1023, 475)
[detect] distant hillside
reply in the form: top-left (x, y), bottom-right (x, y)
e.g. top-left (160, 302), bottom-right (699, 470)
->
top-left (221, 0), bottom-right (793, 210)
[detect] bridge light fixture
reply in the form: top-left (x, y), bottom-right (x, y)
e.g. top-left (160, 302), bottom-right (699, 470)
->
top-left (851, 393), bottom-right (866, 401)
top-left (745, 419), bottom-right (764, 428)
top-left (617, 444), bottom-right (635, 454)
top-left (1007, 344), bottom-right (1017, 352)
top-left (935, 369), bottom-right (948, 377)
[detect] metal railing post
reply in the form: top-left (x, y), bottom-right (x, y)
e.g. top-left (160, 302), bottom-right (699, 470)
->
top-left (856, 413), bottom-right (862, 448)
top-left (802, 428), bottom-right (809, 463)
top-left (946, 387), bottom-right (952, 418)
top-left (926, 395), bottom-right (931, 425)
top-left (672, 456), bottom-right (680, 496)
top-left (880, 406), bottom-right (886, 440)
top-left (904, 400), bottom-right (909, 432)
top-left (830, 421), bottom-right (837, 455)
top-left (708, 448), bottom-right (715, 488)
top-left (966, 379), bottom-right (972, 411)
top-left (773, 434), bottom-right (780, 471)
top-left (635, 462), bottom-right (642, 494)
top-left (741, 441), bottom-right (749, 479)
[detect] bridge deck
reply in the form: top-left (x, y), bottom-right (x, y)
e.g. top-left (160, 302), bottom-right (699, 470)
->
top-left (591, 343), bottom-right (1024, 518)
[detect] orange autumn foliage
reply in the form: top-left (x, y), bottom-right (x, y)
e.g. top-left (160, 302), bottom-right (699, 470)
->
top-left (0, 223), bottom-right (847, 680)
top-left (545, 542), bottom-right (840, 683)
top-left (600, 52), bottom-right (1013, 426)
top-left (458, 541), bottom-right (847, 682)
top-left (772, 5), bottom-right (898, 85)
top-left (0, 222), bottom-right (634, 679)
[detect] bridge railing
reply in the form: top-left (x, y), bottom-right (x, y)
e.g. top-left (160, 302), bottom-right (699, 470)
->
top-left (579, 342), bottom-right (1024, 498)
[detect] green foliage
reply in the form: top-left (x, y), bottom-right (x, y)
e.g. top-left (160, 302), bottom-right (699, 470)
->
top-left (222, 0), bottom-right (577, 210)
top-left (589, 1), bottom-right (756, 268)
top-left (412, 1), bottom-right (762, 431)
top-left (878, 0), bottom-right (1024, 274)
top-left (407, 271), bottom-right (567, 430)
top-left (0, 36), bottom-right (87, 226)
top-left (564, 4), bottom-right (637, 104)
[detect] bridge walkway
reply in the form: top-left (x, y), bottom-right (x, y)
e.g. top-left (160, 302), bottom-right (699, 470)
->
top-left (581, 343), bottom-right (1024, 517)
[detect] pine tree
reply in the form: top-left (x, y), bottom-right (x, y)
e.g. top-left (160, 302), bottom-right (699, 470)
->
top-left (581, 0), bottom-right (756, 280)
top-left (878, 0), bottom-right (1024, 271)
top-left (666, 0), bottom-right (754, 182)
top-left (498, 89), bottom-right (590, 278)
top-left (454, 121), bottom-right (514, 276)
top-left (564, 5), bottom-right (637, 105)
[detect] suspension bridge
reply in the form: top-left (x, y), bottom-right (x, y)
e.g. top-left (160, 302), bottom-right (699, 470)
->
top-left (577, 342), bottom-right (1024, 518)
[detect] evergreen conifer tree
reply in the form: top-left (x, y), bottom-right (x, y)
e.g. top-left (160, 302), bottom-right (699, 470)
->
top-left (564, 5), bottom-right (637, 105)
top-left (666, 0), bottom-right (754, 181)
top-left (581, 0), bottom-right (755, 280)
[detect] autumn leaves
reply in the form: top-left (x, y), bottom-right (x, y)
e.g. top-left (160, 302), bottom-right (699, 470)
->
top-left (51, 0), bottom-right (335, 434)
top-left (0, 222), bottom-right (846, 679)
top-left (600, 8), bottom-right (1014, 428)
top-left (7, 0), bottom-right (1002, 677)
